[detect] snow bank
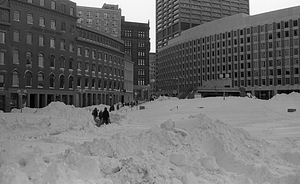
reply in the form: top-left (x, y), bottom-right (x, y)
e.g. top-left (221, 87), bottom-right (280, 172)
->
top-left (270, 92), bottom-right (300, 101)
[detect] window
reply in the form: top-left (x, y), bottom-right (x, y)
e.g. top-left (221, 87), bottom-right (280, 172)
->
top-left (13, 50), bottom-right (19, 64)
top-left (60, 39), bottom-right (65, 50)
top-left (85, 48), bottom-right (89, 57)
top-left (85, 62), bottom-right (89, 71)
top-left (68, 76), bottom-right (74, 89)
top-left (25, 72), bottom-right (32, 87)
top-left (26, 32), bottom-right (33, 44)
top-left (14, 11), bottom-right (20, 21)
top-left (40, 0), bottom-right (45, 6)
top-left (69, 58), bottom-right (73, 69)
top-left (12, 71), bottom-right (19, 87)
top-left (61, 22), bottom-right (66, 32)
top-left (69, 42), bottom-right (74, 52)
top-left (70, 7), bottom-right (74, 16)
top-left (77, 47), bottom-right (82, 56)
top-left (13, 30), bottom-right (20, 42)
top-left (0, 51), bottom-right (4, 65)
top-left (50, 37), bottom-right (55, 48)
top-left (27, 14), bottom-right (33, 24)
top-left (60, 56), bottom-right (65, 69)
top-left (49, 74), bottom-right (55, 88)
top-left (0, 74), bottom-right (4, 87)
top-left (138, 31), bottom-right (145, 38)
top-left (38, 73), bottom-right (44, 88)
top-left (61, 3), bottom-right (66, 13)
top-left (38, 53), bottom-right (44, 67)
top-left (70, 25), bottom-right (75, 34)
top-left (51, 0), bottom-right (56, 10)
top-left (59, 75), bottom-right (64, 88)
top-left (125, 30), bottom-right (131, 37)
top-left (39, 16), bottom-right (45, 27)
top-left (50, 55), bottom-right (55, 67)
top-left (77, 76), bottom-right (81, 86)
top-left (51, 20), bottom-right (56, 30)
top-left (26, 52), bottom-right (32, 64)
top-left (39, 35), bottom-right (44, 46)
top-left (0, 31), bottom-right (6, 44)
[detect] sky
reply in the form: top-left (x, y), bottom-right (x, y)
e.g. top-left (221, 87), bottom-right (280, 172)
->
top-left (74, 0), bottom-right (300, 53)
top-left (1, 93), bottom-right (300, 183)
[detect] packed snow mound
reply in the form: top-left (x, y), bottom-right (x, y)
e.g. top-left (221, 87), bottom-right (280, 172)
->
top-left (0, 102), bottom-right (95, 139)
top-left (157, 95), bottom-right (179, 101)
top-left (270, 92), bottom-right (300, 101)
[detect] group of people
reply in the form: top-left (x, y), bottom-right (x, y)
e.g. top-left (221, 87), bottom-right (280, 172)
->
top-left (92, 107), bottom-right (110, 127)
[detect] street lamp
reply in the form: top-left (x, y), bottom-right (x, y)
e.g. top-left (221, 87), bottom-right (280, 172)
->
top-left (17, 89), bottom-right (27, 113)
top-left (219, 73), bottom-right (230, 100)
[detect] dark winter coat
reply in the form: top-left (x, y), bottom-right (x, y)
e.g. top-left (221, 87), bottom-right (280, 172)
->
top-left (102, 108), bottom-right (110, 120)
top-left (98, 110), bottom-right (103, 120)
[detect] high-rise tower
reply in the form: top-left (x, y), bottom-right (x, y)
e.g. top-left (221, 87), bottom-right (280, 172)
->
top-left (156, 0), bottom-right (249, 49)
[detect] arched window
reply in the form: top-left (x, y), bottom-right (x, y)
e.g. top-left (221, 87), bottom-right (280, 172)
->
top-left (26, 52), bottom-right (32, 64)
top-left (50, 54), bottom-right (55, 67)
top-left (69, 58), bottom-right (73, 69)
top-left (104, 79), bottom-right (107, 88)
top-left (60, 56), bottom-right (65, 68)
top-left (27, 14), bottom-right (33, 24)
top-left (49, 73), bottom-right (55, 88)
top-left (59, 75), bottom-right (64, 88)
top-left (38, 53), bottom-right (44, 67)
top-left (25, 71), bottom-right (32, 87)
top-left (12, 70), bottom-right (19, 87)
top-left (37, 72), bottom-right (44, 88)
top-left (13, 50), bottom-right (19, 64)
top-left (68, 76), bottom-right (73, 89)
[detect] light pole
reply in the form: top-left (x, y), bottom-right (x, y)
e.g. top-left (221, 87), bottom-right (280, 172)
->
top-left (17, 89), bottom-right (27, 113)
top-left (219, 73), bottom-right (230, 100)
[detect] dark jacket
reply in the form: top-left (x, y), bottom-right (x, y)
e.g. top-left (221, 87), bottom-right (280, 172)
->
top-left (98, 110), bottom-right (103, 119)
top-left (102, 108), bottom-right (110, 120)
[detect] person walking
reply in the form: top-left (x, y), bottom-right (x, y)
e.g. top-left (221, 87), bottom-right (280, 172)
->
top-left (102, 107), bottom-right (110, 125)
top-left (98, 110), bottom-right (103, 126)
top-left (92, 107), bottom-right (98, 119)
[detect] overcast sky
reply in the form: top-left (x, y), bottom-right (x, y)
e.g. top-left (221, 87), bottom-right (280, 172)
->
top-left (74, 0), bottom-right (300, 52)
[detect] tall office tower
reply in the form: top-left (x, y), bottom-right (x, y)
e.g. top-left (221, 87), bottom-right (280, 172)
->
top-left (121, 17), bottom-right (150, 100)
top-left (156, 0), bottom-right (249, 49)
top-left (77, 3), bottom-right (122, 38)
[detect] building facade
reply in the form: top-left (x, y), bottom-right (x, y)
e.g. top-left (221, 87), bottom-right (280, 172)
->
top-left (156, 0), bottom-right (249, 49)
top-left (123, 54), bottom-right (134, 103)
top-left (157, 6), bottom-right (300, 99)
top-left (77, 4), bottom-right (122, 39)
top-left (0, 0), bottom-right (132, 112)
top-left (149, 52), bottom-right (157, 95)
top-left (121, 17), bottom-right (151, 100)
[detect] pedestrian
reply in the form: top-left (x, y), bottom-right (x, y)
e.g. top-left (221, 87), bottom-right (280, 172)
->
top-left (92, 107), bottom-right (98, 119)
top-left (109, 104), bottom-right (115, 112)
top-left (98, 110), bottom-right (103, 123)
top-left (102, 107), bottom-right (110, 125)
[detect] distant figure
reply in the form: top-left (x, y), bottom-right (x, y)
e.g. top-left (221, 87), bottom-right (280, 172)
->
top-left (92, 107), bottom-right (98, 119)
top-left (98, 110), bottom-right (103, 121)
top-left (102, 107), bottom-right (110, 124)
top-left (109, 104), bottom-right (115, 112)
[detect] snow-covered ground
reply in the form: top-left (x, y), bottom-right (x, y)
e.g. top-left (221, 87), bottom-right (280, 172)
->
top-left (1, 92), bottom-right (300, 184)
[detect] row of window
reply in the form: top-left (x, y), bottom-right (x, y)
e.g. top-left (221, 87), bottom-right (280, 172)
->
top-left (13, 11), bottom-right (75, 33)
top-left (77, 11), bottom-right (118, 20)
top-left (26, 0), bottom-right (75, 15)
top-left (7, 71), bottom-right (123, 90)
top-left (124, 30), bottom-right (147, 38)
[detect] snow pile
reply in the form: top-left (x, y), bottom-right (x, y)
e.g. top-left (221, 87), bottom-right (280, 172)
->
top-left (1, 112), bottom-right (300, 184)
top-left (0, 102), bottom-right (95, 139)
top-left (157, 95), bottom-right (179, 101)
top-left (270, 92), bottom-right (300, 101)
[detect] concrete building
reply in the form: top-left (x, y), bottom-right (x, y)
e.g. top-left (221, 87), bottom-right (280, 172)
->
top-left (77, 3), bottom-right (122, 39)
top-left (156, 6), bottom-right (300, 99)
top-left (121, 17), bottom-right (151, 100)
top-left (156, 0), bottom-right (249, 49)
top-left (123, 54), bottom-right (134, 103)
top-left (0, 0), bottom-right (132, 112)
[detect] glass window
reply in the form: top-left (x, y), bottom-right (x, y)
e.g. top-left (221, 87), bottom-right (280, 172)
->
top-left (12, 71), bottom-right (19, 87)
top-left (61, 22), bottom-right (66, 32)
top-left (39, 16), bottom-right (45, 27)
top-left (26, 52), bottom-right (32, 64)
top-left (0, 74), bottom-right (4, 87)
top-left (51, 0), bottom-right (56, 10)
top-left (50, 37), bottom-right (55, 48)
top-left (26, 32), bottom-right (33, 44)
top-left (68, 76), bottom-right (73, 89)
top-left (69, 42), bottom-right (74, 52)
top-left (13, 50), bottom-right (19, 64)
top-left (14, 11), bottom-right (20, 21)
top-left (51, 20), bottom-right (56, 30)
top-left (49, 74), bottom-right (55, 88)
top-left (38, 73), bottom-right (44, 88)
top-left (27, 14), bottom-right (33, 24)
top-left (39, 35), bottom-right (44, 46)
top-left (38, 53), bottom-right (44, 67)
top-left (25, 72), bottom-right (32, 87)
top-left (59, 75), bottom-right (64, 88)
top-left (50, 55), bottom-right (55, 67)
top-left (40, 0), bottom-right (44, 6)
top-left (60, 56), bottom-right (65, 68)
top-left (0, 31), bottom-right (6, 44)
top-left (13, 30), bottom-right (20, 42)
top-left (0, 51), bottom-right (4, 65)
top-left (60, 39), bottom-right (65, 50)
top-left (70, 7), bottom-right (74, 16)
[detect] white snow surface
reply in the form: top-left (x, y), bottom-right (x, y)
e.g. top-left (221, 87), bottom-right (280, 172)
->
top-left (1, 93), bottom-right (300, 184)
